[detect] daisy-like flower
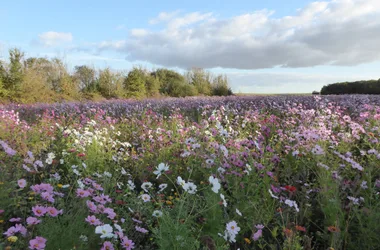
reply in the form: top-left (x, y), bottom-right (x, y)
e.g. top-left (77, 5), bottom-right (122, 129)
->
top-left (32, 205), bottom-right (47, 217)
top-left (284, 199), bottom-right (299, 212)
top-left (18, 179), bottom-right (27, 189)
top-left (176, 176), bottom-right (186, 187)
top-left (152, 210), bottom-right (163, 217)
top-left (95, 224), bottom-right (114, 238)
top-left (141, 182), bottom-right (153, 192)
top-left (121, 236), bottom-right (135, 249)
top-left (158, 183), bottom-right (168, 193)
top-left (140, 194), bottom-right (151, 203)
top-left (85, 215), bottom-right (102, 226)
top-left (46, 207), bottom-right (61, 217)
top-left (226, 221), bottom-right (240, 235)
top-left (220, 194), bottom-right (227, 207)
top-left (27, 217), bottom-right (41, 225)
top-left (209, 176), bottom-right (221, 193)
top-left (186, 182), bottom-right (197, 194)
top-left (29, 236), bottom-right (47, 250)
top-left (127, 180), bottom-right (135, 190)
top-left (153, 163), bottom-right (169, 178)
top-left (101, 241), bottom-right (114, 250)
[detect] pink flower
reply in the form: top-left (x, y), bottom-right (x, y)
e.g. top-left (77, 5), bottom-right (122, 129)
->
top-left (0, 209), bottom-right (4, 214)
top-left (18, 179), bottom-right (27, 189)
top-left (101, 241), bottom-right (114, 250)
top-left (15, 224), bottom-right (27, 236)
top-left (29, 236), bottom-right (47, 250)
top-left (86, 200), bottom-right (97, 213)
top-left (135, 226), bottom-right (148, 234)
top-left (9, 217), bottom-right (22, 222)
top-left (27, 217), bottom-right (41, 225)
top-left (41, 192), bottom-right (55, 203)
top-left (85, 215), bottom-right (102, 226)
top-left (32, 205), bottom-right (47, 217)
top-left (46, 207), bottom-right (61, 217)
top-left (252, 229), bottom-right (263, 241)
top-left (92, 182), bottom-right (104, 191)
top-left (121, 236), bottom-right (135, 250)
top-left (76, 188), bottom-right (91, 198)
top-left (3, 226), bottom-right (17, 237)
top-left (104, 208), bottom-right (116, 220)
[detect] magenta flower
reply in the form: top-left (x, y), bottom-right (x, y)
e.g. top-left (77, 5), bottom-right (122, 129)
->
top-left (86, 200), bottom-right (97, 212)
top-left (41, 192), bottom-right (55, 203)
top-left (121, 236), bottom-right (135, 250)
top-left (101, 241), bottom-right (115, 250)
top-left (85, 215), bottom-right (102, 226)
top-left (76, 188), bottom-right (91, 198)
top-left (29, 236), bottom-right (47, 250)
top-left (9, 217), bottom-right (22, 222)
top-left (27, 217), bottom-right (41, 225)
top-left (0, 209), bottom-right (4, 214)
top-left (46, 207), bottom-right (60, 217)
top-left (32, 205), bottom-right (47, 217)
top-left (135, 225), bottom-right (149, 234)
top-left (18, 179), bottom-right (27, 189)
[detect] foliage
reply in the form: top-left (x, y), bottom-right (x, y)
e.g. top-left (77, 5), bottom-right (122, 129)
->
top-left (321, 79), bottom-right (380, 95)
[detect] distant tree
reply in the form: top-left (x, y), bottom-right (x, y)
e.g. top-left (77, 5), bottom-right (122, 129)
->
top-left (212, 74), bottom-right (231, 96)
top-left (312, 90), bottom-right (320, 95)
top-left (124, 68), bottom-right (146, 98)
top-left (3, 49), bottom-right (25, 99)
top-left (145, 74), bottom-right (160, 97)
top-left (153, 68), bottom-right (186, 96)
top-left (74, 65), bottom-right (98, 93)
top-left (98, 68), bottom-right (124, 98)
top-left (187, 68), bottom-right (212, 96)
top-left (321, 79), bottom-right (380, 95)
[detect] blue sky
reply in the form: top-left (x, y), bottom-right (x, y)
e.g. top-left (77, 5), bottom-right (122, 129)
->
top-left (1, 0), bottom-right (380, 93)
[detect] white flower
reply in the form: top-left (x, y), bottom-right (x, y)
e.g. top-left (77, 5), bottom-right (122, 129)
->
top-left (177, 176), bottom-right (186, 187)
top-left (121, 167), bottom-right (127, 175)
top-left (284, 199), bottom-right (299, 212)
top-left (153, 163), bottom-right (169, 178)
top-left (79, 235), bottom-right (88, 242)
top-left (152, 210), bottom-right (163, 217)
top-left (220, 194), bottom-right (227, 207)
top-left (103, 171), bottom-right (112, 178)
top-left (236, 208), bottom-right (242, 216)
top-left (186, 182), bottom-right (197, 194)
top-left (217, 167), bottom-right (226, 174)
top-left (95, 224), bottom-right (114, 238)
top-left (62, 184), bottom-right (70, 188)
top-left (268, 189), bottom-right (279, 199)
top-left (47, 152), bottom-right (56, 159)
top-left (45, 158), bottom-right (53, 165)
top-left (116, 182), bottom-right (124, 189)
top-left (73, 169), bottom-right (81, 176)
top-left (361, 181), bottom-right (368, 189)
top-left (114, 224), bottom-right (123, 233)
top-left (141, 182), bottom-right (153, 192)
top-left (127, 180), bottom-right (135, 190)
top-left (209, 176), bottom-right (221, 193)
top-left (82, 163), bottom-right (87, 169)
top-left (77, 180), bottom-right (85, 189)
top-left (226, 221), bottom-right (240, 235)
top-left (158, 183), bottom-right (168, 192)
top-left (141, 194), bottom-right (151, 202)
top-left (60, 159), bottom-right (64, 164)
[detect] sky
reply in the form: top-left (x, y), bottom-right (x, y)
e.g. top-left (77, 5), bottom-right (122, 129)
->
top-left (1, 0), bottom-right (380, 93)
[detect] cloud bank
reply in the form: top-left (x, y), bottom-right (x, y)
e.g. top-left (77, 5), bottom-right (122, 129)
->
top-left (96, 0), bottom-right (380, 70)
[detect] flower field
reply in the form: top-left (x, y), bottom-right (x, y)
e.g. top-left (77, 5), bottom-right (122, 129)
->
top-left (0, 95), bottom-right (379, 250)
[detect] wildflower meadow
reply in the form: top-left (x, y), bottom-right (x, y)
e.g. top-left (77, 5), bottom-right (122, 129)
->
top-left (0, 95), bottom-right (379, 250)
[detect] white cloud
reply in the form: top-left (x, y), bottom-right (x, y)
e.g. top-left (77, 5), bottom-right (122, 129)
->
top-left (38, 31), bottom-right (73, 47)
top-left (96, 0), bottom-right (380, 70)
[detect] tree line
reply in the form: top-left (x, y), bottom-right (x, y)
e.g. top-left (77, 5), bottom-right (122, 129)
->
top-left (0, 48), bottom-right (232, 103)
top-left (320, 79), bottom-right (380, 95)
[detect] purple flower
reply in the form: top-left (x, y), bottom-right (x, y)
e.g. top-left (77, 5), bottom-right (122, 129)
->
top-left (27, 217), bottom-right (41, 225)
top-left (18, 179), bottom-right (27, 189)
top-left (29, 236), bottom-right (47, 250)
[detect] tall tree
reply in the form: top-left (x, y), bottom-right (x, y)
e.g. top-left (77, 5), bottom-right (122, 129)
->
top-left (74, 65), bottom-right (97, 92)
top-left (123, 68), bottom-right (146, 98)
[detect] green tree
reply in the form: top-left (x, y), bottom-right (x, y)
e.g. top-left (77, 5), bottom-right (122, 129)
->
top-left (187, 68), bottom-right (212, 96)
top-left (98, 68), bottom-right (124, 98)
top-left (153, 68), bottom-right (187, 96)
top-left (74, 65), bottom-right (98, 93)
top-left (123, 68), bottom-right (146, 98)
top-left (211, 74), bottom-right (231, 96)
top-left (145, 74), bottom-right (160, 97)
top-left (3, 48), bottom-right (25, 99)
